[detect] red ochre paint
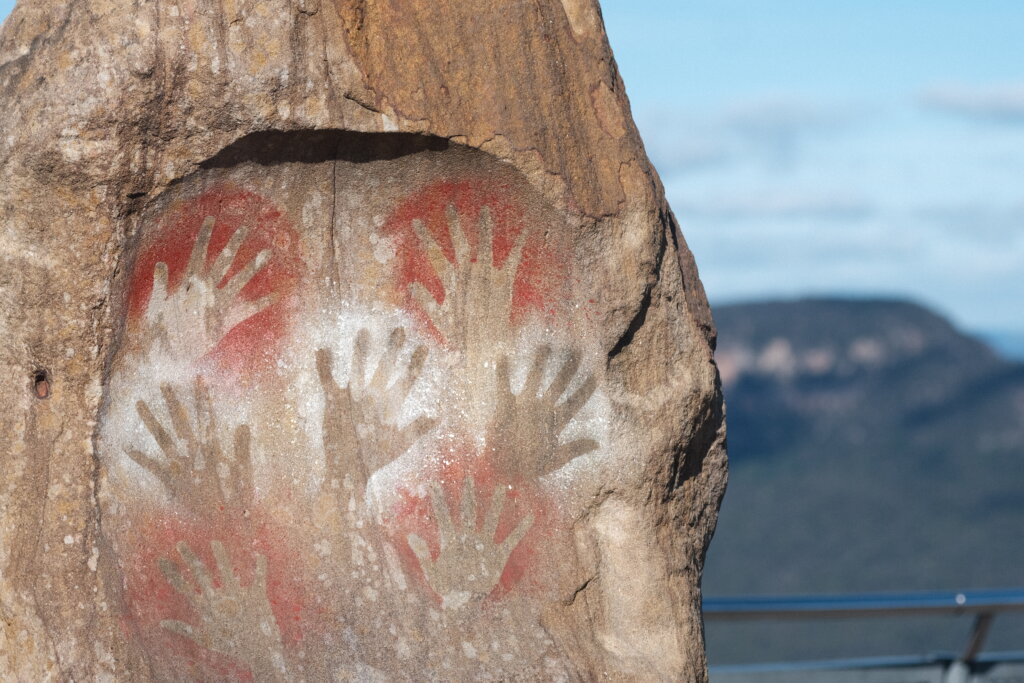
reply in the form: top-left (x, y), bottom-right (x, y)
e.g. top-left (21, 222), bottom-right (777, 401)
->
top-left (126, 185), bottom-right (302, 375)
top-left (385, 443), bottom-right (560, 603)
top-left (384, 179), bottom-right (570, 342)
top-left (122, 508), bottom-right (308, 677)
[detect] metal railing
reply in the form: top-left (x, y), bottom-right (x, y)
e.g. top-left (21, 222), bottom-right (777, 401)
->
top-left (704, 588), bottom-right (1024, 682)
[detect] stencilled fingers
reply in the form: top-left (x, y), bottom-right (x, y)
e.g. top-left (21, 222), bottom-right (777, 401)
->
top-left (218, 247), bottom-right (275, 334)
top-left (125, 187), bottom-right (599, 641)
top-left (408, 204), bottom-right (528, 353)
top-left (223, 290), bottom-right (280, 332)
top-left (158, 540), bottom-right (286, 678)
top-left (136, 396), bottom-right (181, 462)
top-left (392, 415), bottom-right (437, 463)
top-left (223, 248), bottom-right (272, 301)
top-left (320, 327), bottom-right (432, 415)
top-left (489, 346), bottom-right (601, 478)
top-left (369, 327), bottom-right (407, 395)
top-left (556, 372), bottom-right (598, 432)
top-left (523, 345), bottom-right (553, 398)
top-left (147, 262), bottom-right (170, 315)
top-left (555, 438), bottom-right (600, 466)
top-left (126, 378), bottom-right (256, 510)
top-left (315, 345), bottom-right (364, 495)
top-left (407, 477), bottom-right (534, 609)
top-left (161, 383), bottom-right (199, 456)
top-left (412, 217), bottom-right (451, 284)
top-left (315, 347), bottom-right (340, 397)
top-left (410, 216), bottom-right (454, 337)
top-left (445, 204), bottom-right (471, 267)
top-left (459, 475), bottom-right (477, 530)
top-left (129, 390), bottom-right (194, 503)
top-left (140, 215), bottom-right (278, 361)
top-left (316, 327), bottom-right (438, 495)
top-left (349, 328), bottom-right (373, 400)
top-left (479, 205), bottom-right (527, 281)
top-left (209, 223), bottom-right (249, 285)
top-left (503, 346), bottom-right (593, 406)
top-left (185, 216), bottom-right (216, 279)
top-left (431, 481), bottom-right (455, 545)
top-left (409, 280), bottom-right (442, 325)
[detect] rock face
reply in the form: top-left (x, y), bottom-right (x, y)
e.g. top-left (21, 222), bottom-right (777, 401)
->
top-left (0, 1), bottom-right (726, 680)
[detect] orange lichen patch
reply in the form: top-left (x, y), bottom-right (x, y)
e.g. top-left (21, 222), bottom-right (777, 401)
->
top-left (125, 185), bottom-right (303, 374)
top-left (384, 179), bottom-right (569, 341)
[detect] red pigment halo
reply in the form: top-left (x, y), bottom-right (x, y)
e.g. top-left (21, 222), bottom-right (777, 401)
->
top-left (383, 179), bottom-right (569, 342)
top-left (126, 185), bottom-right (302, 375)
top-left (121, 509), bottom-right (308, 679)
top-left (385, 443), bottom-right (563, 603)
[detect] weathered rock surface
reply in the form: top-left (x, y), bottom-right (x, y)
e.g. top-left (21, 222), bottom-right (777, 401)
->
top-left (0, 0), bottom-right (727, 680)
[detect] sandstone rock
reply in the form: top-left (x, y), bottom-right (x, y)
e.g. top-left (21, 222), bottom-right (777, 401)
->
top-left (0, 1), bottom-right (727, 679)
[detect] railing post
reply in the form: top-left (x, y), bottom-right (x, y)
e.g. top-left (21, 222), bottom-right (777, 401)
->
top-left (705, 590), bottom-right (1024, 678)
top-left (962, 612), bottom-right (994, 661)
top-left (942, 612), bottom-right (994, 683)
top-left (944, 660), bottom-right (969, 683)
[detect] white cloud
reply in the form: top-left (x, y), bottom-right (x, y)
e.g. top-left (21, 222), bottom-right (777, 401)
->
top-left (646, 137), bottom-right (734, 176)
top-left (674, 199), bottom-right (1024, 332)
top-left (637, 95), bottom-right (865, 179)
top-left (916, 202), bottom-right (1024, 243)
top-left (920, 83), bottom-right (1024, 124)
top-left (674, 190), bottom-right (874, 222)
top-left (724, 97), bottom-right (852, 136)
top-left (635, 109), bottom-right (735, 177)
top-left (723, 96), bottom-right (861, 169)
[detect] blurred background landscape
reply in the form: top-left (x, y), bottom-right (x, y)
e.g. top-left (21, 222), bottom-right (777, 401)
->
top-left (598, 0), bottom-right (1024, 666)
top-left (3, 0), bottom-right (1022, 668)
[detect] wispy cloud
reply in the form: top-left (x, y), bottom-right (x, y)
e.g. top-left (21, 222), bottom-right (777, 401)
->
top-left (642, 133), bottom-right (734, 176)
top-left (916, 202), bottom-right (1024, 243)
top-left (920, 83), bottom-right (1024, 124)
top-left (602, 2), bottom-right (1024, 334)
top-left (723, 96), bottom-right (860, 168)
top-left (638, 95), bottom-right (864, 178)
top-left (636, 110), bottom-right (736, 176)
top-left (674, 190), bottom-right (875, 222)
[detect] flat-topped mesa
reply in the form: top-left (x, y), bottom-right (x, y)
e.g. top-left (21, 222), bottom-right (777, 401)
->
top-left (0, 1), bottom-right (726, 680)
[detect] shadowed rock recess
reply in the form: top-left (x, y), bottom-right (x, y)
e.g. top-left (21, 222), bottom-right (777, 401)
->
top-left (0, 1), bottom-right (726, 680)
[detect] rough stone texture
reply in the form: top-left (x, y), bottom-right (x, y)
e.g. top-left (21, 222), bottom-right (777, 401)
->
top-left (0, 0), bottom-right (727, 680)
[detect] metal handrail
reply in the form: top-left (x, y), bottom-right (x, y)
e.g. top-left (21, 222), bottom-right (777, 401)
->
top-left (704, 588), bottom-right (1024, 674)
top-left (704, 588), bottom-right (1024, 620)
top-left (711, 651), bottom-right (1024, 675)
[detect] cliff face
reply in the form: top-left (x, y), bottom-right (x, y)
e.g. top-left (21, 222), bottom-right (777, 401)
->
top-left (715, 299), bottom-right (1021, 466)
top-left (706, 298), bottom-right (1024, 662)
top-left (0, 1), bottom-right (725, 680)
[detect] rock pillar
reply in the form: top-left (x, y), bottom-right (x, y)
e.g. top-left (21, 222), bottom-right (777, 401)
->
top-left (0, 1), bottom-right (726, 679)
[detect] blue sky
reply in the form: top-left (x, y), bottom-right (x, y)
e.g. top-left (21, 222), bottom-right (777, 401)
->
top-left (2, 1), bottom-right (1021, 333)
top-left (599, 0), bottom-right (1024, 334)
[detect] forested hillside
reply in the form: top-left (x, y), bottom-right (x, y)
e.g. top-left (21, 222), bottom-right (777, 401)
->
top-left (704, 299), bottom-right (1024, 664)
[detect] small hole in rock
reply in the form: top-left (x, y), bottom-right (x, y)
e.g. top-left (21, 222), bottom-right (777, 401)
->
top-left (33, 369), bottom-right (50, 399)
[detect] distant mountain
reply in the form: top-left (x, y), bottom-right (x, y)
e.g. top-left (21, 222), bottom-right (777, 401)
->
top-left (977, 330), bottom-right (1024, 362)
top-left (703, 298), bottom-right (1024, 665)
